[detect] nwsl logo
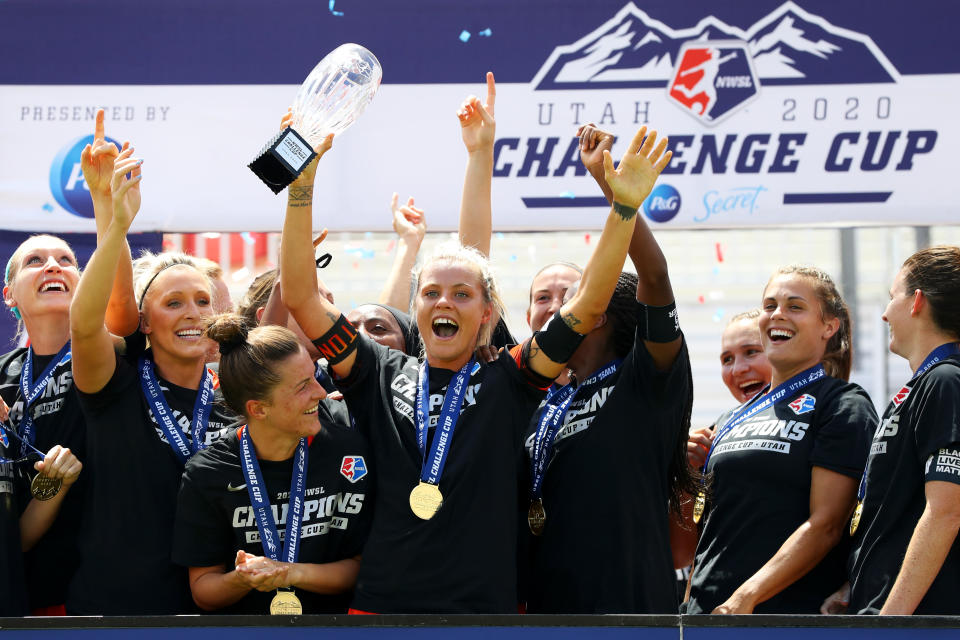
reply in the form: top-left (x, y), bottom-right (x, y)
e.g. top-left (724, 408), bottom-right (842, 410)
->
top-left (667, 42), bottom-right (759, 125)
top-left (340, 456), bottom-right (367, 483)
top-left (789, 394), bottom-right (816, 415)
top-left (892, 385), bottom-right (912, 407)
top-left (49, 135), bottom-right (121, 218)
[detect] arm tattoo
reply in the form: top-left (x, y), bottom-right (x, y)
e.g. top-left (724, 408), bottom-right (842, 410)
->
top-left (288, 186), bottom-right (314, 207)
top-left (326, 311), bottom-right (339, 324)
top-left (612, 201), bottom-right (638, 221)
top-left (528, 343), bottom-right (541, 360)
top-left (561, 312), bottom-right (582, 330)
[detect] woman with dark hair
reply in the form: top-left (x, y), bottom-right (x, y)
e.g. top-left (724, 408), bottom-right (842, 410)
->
top-left (686, 265), bottom-right (877, 614)
top-left (68, 151), bottom-right (237, 614)
top-left (518, 124), bottom-right (694, 613)
top-left (847, 246), bottom-right (960, 615)
top-left (172, 317), bottom-right (371, 614)
top-left (279, 76), bottom-right (672, 612)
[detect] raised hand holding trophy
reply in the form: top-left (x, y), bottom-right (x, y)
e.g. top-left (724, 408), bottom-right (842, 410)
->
top-left (249, 43), bottom-right (382, 193)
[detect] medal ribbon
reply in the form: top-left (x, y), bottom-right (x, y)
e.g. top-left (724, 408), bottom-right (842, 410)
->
top-left (703, 363), bottom-right (826, 474)
top-left (138, 357), bottom-right (215, 465)
top-left (239, 425), bottom-right (308, 563)
top-left (415, 359), bottom-right (475, 486)
top-left (0, 422), bottom-right (48, 464)
top-left (16, 344), bottom-right (71, 456)
top-left (529, 358), bottom-right (621, 501)
top-left (856, 342), bottom-right (960, 502)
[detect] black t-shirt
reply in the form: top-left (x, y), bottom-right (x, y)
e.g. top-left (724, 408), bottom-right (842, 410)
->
top-left (687, 375), bottom-right (876, 614)
top-left (336, 335), bottom-right (546, 613)
top-left (0, 434), bottom-right (28, 617)
top-left (523, 336), bottom-right (692, 614)
top-left (849, 356), bottom-right (960, 614)
top-left (314, 361), bottom-right (352, 430)
top-left (69, 348), bottom-right (238, 615)
top-left (0, 347), bottom-right (87, 609)
top-left (172, 422), bottom-right (373, 614)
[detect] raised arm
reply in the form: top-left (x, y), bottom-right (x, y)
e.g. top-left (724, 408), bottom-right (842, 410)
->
top-left (278, 124), bottom-right (358, 378)
top-left (70, 155), bottom-right (142, 393)
top-left (456, 72), bottom-right (496, 257)
top-left (82, 109), bottom-right (140, 338)
top-left (526, 126), bottom-right (672, 380)
top-left (579, 123), bottom-right (679, 369)
top-left (379, 193), bottom-right (426, 310)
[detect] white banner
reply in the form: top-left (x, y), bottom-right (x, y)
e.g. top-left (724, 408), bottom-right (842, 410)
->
top-left (1, 2), bottom-right (956, 232)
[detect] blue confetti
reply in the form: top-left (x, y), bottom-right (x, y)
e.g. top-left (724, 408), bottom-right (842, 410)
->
top-left (712, 308), bottom-right (726, 323)
top-left (495, 232), bottom-right (505, 240)
top-left (364, 231), bottom-right (373, 239)
top-left (478, 28), bottom-right (492, 37)
top-left (558, 191), bottom-right (576, 199)
top-left (344, 247), bottom-right (375, 260)
top-left (712, 266), bottom-right (720, 275)
top-left (329, 0), bottom-right (343, 16)
top-left (459, 30), bottom-right (471, 42)
top-left (509, 254), bottom-right (518, 262)
top-left (41, 203), bottom-right (54, 212)
top-left (240, 232), bottom-right (255, 245)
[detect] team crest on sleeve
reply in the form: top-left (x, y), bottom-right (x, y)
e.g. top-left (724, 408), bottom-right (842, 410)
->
top-left (667, 41), bottom-right (759, 125)
top-left (788, 393), bottom-right (816, 415)
top-left (340, 456), bottom-right (368, 483)
top-left (0, 426), bottom-right (8, 448)
top-left (891, 385), bottom-right (912, 407)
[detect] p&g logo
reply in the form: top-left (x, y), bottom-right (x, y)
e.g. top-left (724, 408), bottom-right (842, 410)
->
top-left (49, 135), bottom-right (121, 218)
top-left (643, 184), bottom-right (681, 223)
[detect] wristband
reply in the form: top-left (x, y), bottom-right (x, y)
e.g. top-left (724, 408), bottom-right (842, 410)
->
top-left (636, 300), bottom-right (681, 343)
top-left (312, 314), bottom-right (360, 364)
top-left (612, 201), bottom-right (638, 221)
top-left (534, 311), bottom-right (586, 364)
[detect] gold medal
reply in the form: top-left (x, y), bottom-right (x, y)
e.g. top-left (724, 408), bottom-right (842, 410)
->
top-left (850, 501), bottom-right (863, 536)
top-left (409, 481), bottom-right (443, 520)
top-left (692, 491), bottom-right (706, 524)
top-left (527, 499), bottom-right (546, 536)
top-left (30, 473), bottom-right (61, 501)
top-left (269, 589), bottom-right (302, 615)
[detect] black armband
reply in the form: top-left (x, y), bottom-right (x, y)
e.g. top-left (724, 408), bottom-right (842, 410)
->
top-left (311, 315), bottom-right (360, 365)
top-left (636, 300), bottom-right (681, 343)
top-left (535, 311), bottom-right (586, 363)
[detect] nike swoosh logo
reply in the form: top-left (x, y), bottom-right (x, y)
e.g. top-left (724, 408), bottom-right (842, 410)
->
top-left (227, 482), bottom-right (247, 492)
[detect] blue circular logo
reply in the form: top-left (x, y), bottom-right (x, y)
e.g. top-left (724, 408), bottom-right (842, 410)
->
top-left (643, 184), bottom-right (682, 223)
top-left (49, 135), bottom-right (121, 218)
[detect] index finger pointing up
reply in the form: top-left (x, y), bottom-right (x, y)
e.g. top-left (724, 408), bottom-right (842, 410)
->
top-left (485, 71), bottom-right (496, 116)
top-left (94, 108), bottom-right (105, 143)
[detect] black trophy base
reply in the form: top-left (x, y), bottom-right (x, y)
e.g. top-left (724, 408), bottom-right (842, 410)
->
top-left (248, 126), bottom-right (318, 194)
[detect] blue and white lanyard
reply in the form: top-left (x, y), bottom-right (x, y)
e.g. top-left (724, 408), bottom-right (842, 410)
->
top-left (239, 425), bottom-right (308, 563)
top-left (414, 359), bottom-right (476, 487)
top-left (16, 343), bottom-right (71, 456)
top-left (528, 359), bottom-right (621, 500)
top-left (138, 358), bottom-right (214, 465)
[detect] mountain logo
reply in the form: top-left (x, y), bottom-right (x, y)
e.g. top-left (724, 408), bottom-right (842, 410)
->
top-left (532, 1), bottom-right (899, 90)
top-left (667, 41), bottom-right (759, 124)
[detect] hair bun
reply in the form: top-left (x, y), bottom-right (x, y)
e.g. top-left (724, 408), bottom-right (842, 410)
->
top-left (206, 314), bottom-right (249, 356)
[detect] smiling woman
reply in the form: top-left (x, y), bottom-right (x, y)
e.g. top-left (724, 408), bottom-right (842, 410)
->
top-left (686, 265), bottom-right (877, 614)
top-left (67, 145), bottom-right (239, 615)
top-left (171, 317), bottom-right (371, 615)
top-left (0, 234), bottom-right (86, 615)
